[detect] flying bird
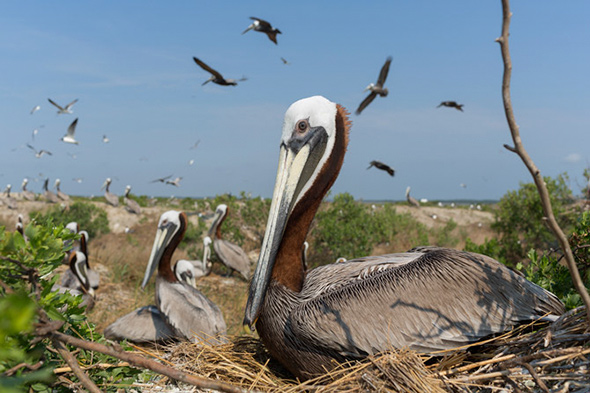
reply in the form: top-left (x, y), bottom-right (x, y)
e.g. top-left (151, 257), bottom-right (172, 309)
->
top-left (151, 175), bottom-right (172, 184)
top-left (102, 135), bottom-right (110, 143)
top-left (60, 118), bottom-right (79, 145)
top-left (26, 144), bottom-right (52, 159)
top-left (356, 57), bottom-right (392, 115)
top-left (280, 57), bottom-right (290, 65)
top-left (242, 96), bottom-right (565, 380)
top-left (30, 105), bottom-right (41, 115)
top-left (165, 177), bottom-right (182, 187)
top-left (47, 98), bottom-right (78, 114)
top-left (367, 160), bottom-right (394, 177)
top-left (242, 17), bottom-right (282, 44)
top-left (437, 101), bottom-right (464, 111)
top-left (193, 57), bottom-right (246, 86)
top-left (189, 140), bottom-right (200, 150)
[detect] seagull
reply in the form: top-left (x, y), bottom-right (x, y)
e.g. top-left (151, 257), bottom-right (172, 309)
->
top-left (165, 177), bottom-right (182, 187)
top-left (31, 128), bottom-right (39, 141)
top-left (30, 105), bottom-right (41, 115)
top-left (242, 17), bottom-right (282, 44)
top-left (356, 57), bottom-right (392, 115)
top-left (193, 57), bottom-right (246, 86)
top-left (26, 144), bottom-right (52, 159)
top-left (60, 118), bottom-right (79, 145)
top-left (437, 101), bottom-right (464, 111)
top-left (188, 159), bottom-right (195, 166)
top-left (102, 135), bottom-right (110, 143)
top-left (150, 175), bottom-right (173, 184)
top-left (367, 160), bottom-right (395, 177)
top-left (47, 98), bottom-right (78, 114)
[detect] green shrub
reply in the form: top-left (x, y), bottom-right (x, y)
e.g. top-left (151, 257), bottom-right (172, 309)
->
top-left (30, 202), bottom-right (110, 239)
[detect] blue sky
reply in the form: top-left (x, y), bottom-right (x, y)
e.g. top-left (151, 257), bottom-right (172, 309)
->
top-left (1, 1), bottom-right (589, 201)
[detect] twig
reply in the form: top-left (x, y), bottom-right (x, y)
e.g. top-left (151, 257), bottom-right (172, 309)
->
top-left (496, 0), bottom-right (590, 324)
top-left (49, 331), bottom-right (246, 393)
top-left (1, 361), bottom-right (43, 377)
top-left (520, 362), bottom-right (550, 393)
top-left (53, 362), bottom-right (130, 374)
top-left (53, 338), bottom-right (102, 393)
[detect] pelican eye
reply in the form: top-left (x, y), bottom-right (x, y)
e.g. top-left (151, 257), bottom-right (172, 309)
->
top-left (296, 119), bottom-right (309, 134)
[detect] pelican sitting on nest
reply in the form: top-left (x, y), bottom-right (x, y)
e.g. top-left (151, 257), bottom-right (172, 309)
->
top-left (55, 179), bottom-right (70, 202)
top-left (208, 204), bottom-right (251, 280)
top-left (140, 210), bottom-right (226, 342)
top-left (54, 251), bottom-right (95, 310)
top-left (124, 185), bottom-right (141, 214)
top-left (242, 96), bottom-right (565, 380)
top-left (101, 178), bottom-right (119, 207)
top-left (21, 178), bottom-right (36, 201)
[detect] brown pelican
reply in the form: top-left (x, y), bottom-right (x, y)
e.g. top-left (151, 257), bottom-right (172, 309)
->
top-left (356, 57), bottom-right (392, 115)
top-left (243, 96), bottom-right (565, 380)
top-left (208, 204), bottom-right (251, 280)
top-left (55, 179), bottom-right (70, 202)
top-left (141, 210), bottom-right (227, 342)
top-left (21, 179), bottom-right (36, 201)
top-left (176, 236), bottom-right (213, 281)
top-left (60, 118), bottom-right (79, 145)
top-left (42, 179), bottom-right (59, 204)
top-left (193, 57), bottom-right (247, 86)
top-left (406, 186), bottom-right (420, 207)
top-left (55, 251), bottom-right (95, 310)
top-left (104, 257), bottom-right (207, 343)
top-left (367, 160), bottom-right (394, 177)
top-left (26, 144), bottom-right (52, 158)
top-left (242, 17), bottom-right (282, 44)
top-left (437, 101), bottom-right (464, 111)
top-left (124, 185), bottom-right (141, 214)
top-left (101, 178), bottom-right (119, 207)
top-left (2, 185), bottom-right (18, 210)
top-left (61, 233), bottom-right (99, 291)
top-left (48, 98), bottom-right (78, 114)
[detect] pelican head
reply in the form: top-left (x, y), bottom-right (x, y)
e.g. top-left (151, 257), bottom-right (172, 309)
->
top-left (141, 210), bottom-right (185, 288)
top-left (55, 178), bottom-right (61, 188)
top-left (66, 221), bottom-right (79, 234)
top-left (244, 96), bottom-right (350, 331)
top-left (364, 83), bottom-right (375, 92)
top-left (202, 76), bottom-right (214, 86)
top-left (125, 185), bottom-right (131, 196)
top-left (101, 178), bottom-right (112, 190)
top-left (174, 259), bottom-right (196, 288)
top-left (70, 251), bottom-right (94, 296)
top-left (22, 178), bottom-right (28, 188)
top-left (208, 204), bottom-right (228, 236)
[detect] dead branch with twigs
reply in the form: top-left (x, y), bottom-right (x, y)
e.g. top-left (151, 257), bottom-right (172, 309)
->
top-left (495, 0), bottom-right (590, 324)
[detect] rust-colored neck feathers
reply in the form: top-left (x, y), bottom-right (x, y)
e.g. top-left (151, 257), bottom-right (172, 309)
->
top-left (158, 212), bottom-right (187, 283)
top-left (272, 105), bottom-right (350, 292)
top-left (215, 208), bottom-right (228, 240)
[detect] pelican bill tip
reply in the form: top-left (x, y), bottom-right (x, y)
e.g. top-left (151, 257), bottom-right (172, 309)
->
top-left (242, 320), bottom-right (257, 334)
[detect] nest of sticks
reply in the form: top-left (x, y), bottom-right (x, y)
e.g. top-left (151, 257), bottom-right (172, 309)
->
top-left (149, 307), bottom-right (589, 392)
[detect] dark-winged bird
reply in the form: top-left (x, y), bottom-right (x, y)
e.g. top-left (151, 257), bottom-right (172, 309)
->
top-left (356, 57), bottom-right (392, 115)
top-left (242, 17), bottom-right (282, 44)
top-left (47, 98), bottom-right (78, 114)
top-left (193, 57), bottom-right (247, 86)
top-left (437, 101), bottom-right (464, 111)
top-left (367, 160), bottom-right (394, 177)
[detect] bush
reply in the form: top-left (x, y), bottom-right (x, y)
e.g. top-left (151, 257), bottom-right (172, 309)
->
top-left (492, 174), bottom-right (575, 263)
top-left (30, 202), bottom-right (110, 239)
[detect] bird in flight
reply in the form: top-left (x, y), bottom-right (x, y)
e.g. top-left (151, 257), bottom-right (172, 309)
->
top-left (367, 160), bottom-right (395, 177)
top-left (437, 101), bottom-right (464, 111)
top-left (60, 118), bottom-right (80, 145)
top-left (103, 135), bottom-right (110, 143)
top-left (193, 57), bottom-right (246, 86)
top-left (26, 144), bottom-right (52, 159)
top-left (47, 98), bottom-right (78, 114)
top-left (30, 105), bottom-right (41, 115)
top-left (356, 57), bottom-right (392, 115)
top-left (242, 17), bottom-right (282, 44)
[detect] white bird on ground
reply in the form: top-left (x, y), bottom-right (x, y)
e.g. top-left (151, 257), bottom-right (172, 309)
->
top-left (47, 98), bottom-right (78, 114)
top-left (60, 118), bottom-right (79, 145)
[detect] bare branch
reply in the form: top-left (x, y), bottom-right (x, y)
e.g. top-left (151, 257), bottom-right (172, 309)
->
top-left (497, 0), bottom-right (590, 323)
top-left (53, 338), bottom-right (102, 393)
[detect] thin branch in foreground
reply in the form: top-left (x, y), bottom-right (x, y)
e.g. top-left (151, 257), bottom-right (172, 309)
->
top-left (53, 338), bottom-right (102, 393)
top-left (496, 0), bottom-right (590, 324)
top-left (49, 331), bottom-right (246, 393)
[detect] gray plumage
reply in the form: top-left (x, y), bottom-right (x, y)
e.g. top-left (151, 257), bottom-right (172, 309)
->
top-left (21, 179), bottom-right (36, 201)
top-left (208, 204), bottom-right (251, 279)
top-left (124, 185), bottom-right (141, 214)
top-left (104, 305), bottom-right (178, 343)
top-left (55, 179), bottom-right (70, 202)
top-left (101, 178), bottom-right (119, 207)
top-left (43, 178), bottom-right (59, 203)
top-left (2, 184), bottom-right (18, 210)
top-left (356, 57), bottom-right (392, 115)
top-left (176, 236), bottom-right (213, 283)
top-left (406, 186), bottom-right (420, 207)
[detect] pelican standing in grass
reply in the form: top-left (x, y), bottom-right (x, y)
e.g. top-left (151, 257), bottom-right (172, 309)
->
top-left (406, 186), bottom-right (420, 207)
top-left (101, 178), bottom-right (119, 207)
top-left (55, 179), bottom-right (70, 202)
top-left (356, 57), bottom-right (392, 115)
top-left (123, 185), bottom-right (141, 214)
top-left (43, 178), bottom-right (59, 204)
top-left (243, 96), bottom-right (565, 380)
top-left (141, 211), bottom-right (227, 342)
top-left (208, 204), bottom-right (251, 280)
top-left (21, 178), bottom-right (36, 201)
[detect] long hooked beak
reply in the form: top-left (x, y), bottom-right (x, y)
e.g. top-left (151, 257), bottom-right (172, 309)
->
top-left (242, 23), bottom-right (255, 34)
top-left (141, 220), bottom-right (178, 288)
top-left (243, 127), bottom-right (328, 332)
top-left (202, 77), bottom-right (213, 86)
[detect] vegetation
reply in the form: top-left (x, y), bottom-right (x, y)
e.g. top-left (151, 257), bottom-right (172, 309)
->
top-left (30, 201), bottom-right (110, 239)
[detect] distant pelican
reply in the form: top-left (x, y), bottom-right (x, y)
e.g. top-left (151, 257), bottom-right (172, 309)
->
top-left (208, 204), bottom-right (251, 280)
top-left (367, 160), bottom-right (394, 177)
top-left (141, 210), bottom-right (227, 342)
top-left (55, 179), bottom-right (70, 202)
top-left (242, 17), bottom-right (282, 44)
top-left (2, 185), bottom-right (17, 210)
top-left (281, 57), bottom-right (290, 65)
top-left (30, 105), bottom-right (41, 115)
top-left (21, 179), bottom-right (36, 201)
top-left (242, 96), bottom-right (564, 380)
top-left (405, 186), bottom-right (420, 207)
top-left (176, 236), bottom-right (213, 281)
top-left (60, 118), bottom-right (79, 145)
top-left (47, 98), bottom-right (78, 114)
top-left (26, 143), bottom-right (52, 158)
top-left (437, 101), bottom-right (464, 111)
top-left (193, 57), bottom-right (247, 86)
top-left (101, 178), bottom-right (119, 207)
top-left (356, 57), bottom-right (392, 115)
top-left (43, 178), bottom-right (59, 204)
top-left (124, 185), bottom-right (141, 214)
